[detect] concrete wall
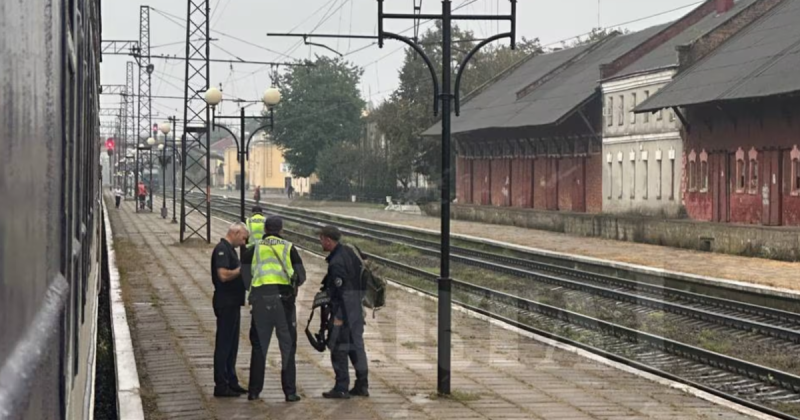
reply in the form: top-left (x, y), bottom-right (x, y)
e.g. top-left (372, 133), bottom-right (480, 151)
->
top-left (422, 202), bottom-right (800, 261)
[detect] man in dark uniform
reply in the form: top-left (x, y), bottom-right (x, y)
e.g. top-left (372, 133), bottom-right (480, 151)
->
top-left (211, 222), bottom-right (250, 397)
top-left (243, 216), bottom-right (306, 402)
top-left (318, 226), bottom-right (369, 399)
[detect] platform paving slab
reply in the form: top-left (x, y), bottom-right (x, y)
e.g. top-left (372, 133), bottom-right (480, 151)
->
top-left (108, 195), bottom-right (762, 419)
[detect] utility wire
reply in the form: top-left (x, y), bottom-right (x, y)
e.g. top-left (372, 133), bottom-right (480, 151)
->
top-left (150, 7), bottom-right (295, 61)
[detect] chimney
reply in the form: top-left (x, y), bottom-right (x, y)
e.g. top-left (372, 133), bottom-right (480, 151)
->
top-left (716, 0), bottom-right (734, 14)
top-left (679, 0), bottom-right (785, 71)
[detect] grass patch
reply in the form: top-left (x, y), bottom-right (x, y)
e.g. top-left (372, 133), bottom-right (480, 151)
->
top-left (401, 341), bottom-right (418, 349)
top-left (428, 390), bottom-right (481, 402)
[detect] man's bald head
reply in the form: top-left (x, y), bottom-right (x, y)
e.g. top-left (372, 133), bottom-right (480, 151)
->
top-left (226, 222), bottom-right (249, 247)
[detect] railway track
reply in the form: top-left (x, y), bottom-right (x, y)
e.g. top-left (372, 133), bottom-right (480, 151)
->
top-left (190, 193), bottom-right (800, 418)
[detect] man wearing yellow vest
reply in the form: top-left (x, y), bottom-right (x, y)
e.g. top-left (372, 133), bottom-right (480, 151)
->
top-left (245, 206), bottom-right (266, 248)
top-left (244, 216), bottom-right (306, 402)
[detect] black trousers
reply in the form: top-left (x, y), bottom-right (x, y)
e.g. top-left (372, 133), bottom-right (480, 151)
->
top-left (115, 196), bottom-right (121, 208)
top-left (329, 319), bottom-right (369, 392)
top-left (213, 306), bottom-right (241, 390)
top-left (248, 294), bottom-right (297, 396)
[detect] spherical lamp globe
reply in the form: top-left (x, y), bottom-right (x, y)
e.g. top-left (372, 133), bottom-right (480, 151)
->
top-left (205, 87), bottom-right (223, 106)
top-left (262, 87), bottom-right (281, 107)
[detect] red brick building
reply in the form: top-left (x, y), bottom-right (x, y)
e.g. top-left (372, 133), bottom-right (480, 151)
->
top-left (425, 27), bottom-right (663, 213)
top-left (637, 0), bottom-right (800, 226)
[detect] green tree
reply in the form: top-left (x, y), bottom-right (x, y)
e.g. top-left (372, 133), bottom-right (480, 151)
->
top-left (270, 55), bottom-right (365, 178)
top-left (315, 142), bottom-right (361, 189)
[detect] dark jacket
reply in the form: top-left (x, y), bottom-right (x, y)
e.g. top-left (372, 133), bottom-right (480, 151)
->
top-left (323, 243), bottom-right (364, 324)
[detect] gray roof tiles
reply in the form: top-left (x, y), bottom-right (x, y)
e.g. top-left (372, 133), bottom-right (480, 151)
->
top-left (616, 0), bottom-right (759, 78)
top-left (637, 0), bottom-right (800, 111)
top-left (423, 25), bottom-right (664, 136)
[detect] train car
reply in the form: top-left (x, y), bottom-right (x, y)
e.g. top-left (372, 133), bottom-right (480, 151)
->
top-left (0, 0), bottom-right (104, 419)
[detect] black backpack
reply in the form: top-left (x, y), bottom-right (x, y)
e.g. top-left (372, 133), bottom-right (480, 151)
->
top-left (346, 245), bottom-right (387, 312)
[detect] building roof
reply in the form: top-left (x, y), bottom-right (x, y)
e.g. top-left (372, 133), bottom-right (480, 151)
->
top-left (423, 25), bottom-right (664, 136)
top-left (637, 0), bottom-right (800, 111)
top-left (614, 0), bottom-right (758, 79)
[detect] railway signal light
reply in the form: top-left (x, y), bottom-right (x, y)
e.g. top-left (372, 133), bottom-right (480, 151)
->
top-left (106, 138), bottom-right (115, 156)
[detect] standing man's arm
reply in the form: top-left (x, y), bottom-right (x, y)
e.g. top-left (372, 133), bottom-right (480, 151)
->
top-left (214, 247), bottom-right (240, 282)
top-left (289, 246), bottom-right (306, 287)
top-left (326, 262), bottom-right (348, 326)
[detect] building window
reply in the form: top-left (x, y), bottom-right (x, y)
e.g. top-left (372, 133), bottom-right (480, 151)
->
top-left (792, 146), bottom-right (800, 196)
top-left (618, 95), bottom-right (625, 126)
top-left (618, 152), bottom-right (624, 199)
top-left (657, 108), bottom-right (663, 121)
top-left (643, 91), bottom-right (650, 123)
top-left (669, 150), bottom-right (676, 200)
top-left (656, 155), bottom-right (663, 200)
top-left (630, 93), bottom-right (637, 124)
top-left (607, 154), bottom-right (613, 199)
top-left (629, 150), bottom-right (636, 199)
top-left (749, 148), bottom-right (759, 195)
top-left (669, 109), bottom-right (676, 122)
top-left (736, 160), bottom-right (746, 192)
top-left (642, 152), bottom-right (649, 200)
top-left (606, 96), bottom-right (614, 127)
top-left (699, 150), bottom-right (709, 193)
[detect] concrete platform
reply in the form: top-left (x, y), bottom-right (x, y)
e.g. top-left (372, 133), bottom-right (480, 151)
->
top-left (108, 195), bottom-right (766, 419)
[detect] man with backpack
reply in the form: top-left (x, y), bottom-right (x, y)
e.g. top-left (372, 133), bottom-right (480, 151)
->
top-left (318, 226), bottom-right (369, 399)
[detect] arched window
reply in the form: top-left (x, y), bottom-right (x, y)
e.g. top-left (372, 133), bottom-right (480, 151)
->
top-left (735, 148), bottom-right (746, 193)
top-left (699, 150), bottom-right (709, 193)
top-left (748, 147), bottom-right (759, 195)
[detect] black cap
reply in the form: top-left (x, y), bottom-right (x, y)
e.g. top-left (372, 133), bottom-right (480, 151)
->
top-left (252, 206), bottom-right (263, 214)
top-left (265, 216), bottom-right (283, 234)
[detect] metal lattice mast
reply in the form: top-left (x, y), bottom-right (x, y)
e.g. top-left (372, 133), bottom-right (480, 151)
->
top-left (137, 6), bottom-right (152, 144)
top-left (125, 61), bottom-right (136, 194)
top-left (118, 94), bottom-right (126, 191)
top-left (135, 6), bottom-right (152, 210)
top-left (180, 0), bottom-right (212, 242)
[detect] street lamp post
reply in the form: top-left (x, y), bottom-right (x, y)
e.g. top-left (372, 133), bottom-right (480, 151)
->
top-left (204, 86), bottom-right (281, 225)
top-left (377, 0), bottom-right (516, 395)
top-left (158, 143), bottom-right (167, 218)
top-left (169, 117), bottom-right (178, 223)
top-left (147, 136), bottom-right (156, 211)
top-left (159, 121), bottom-right (173, 219)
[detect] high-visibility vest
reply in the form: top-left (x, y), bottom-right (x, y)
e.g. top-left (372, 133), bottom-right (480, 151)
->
top-left (246, 214), bottom-right (266, 247)
top-left (251, 236), bottom-right (294, 288)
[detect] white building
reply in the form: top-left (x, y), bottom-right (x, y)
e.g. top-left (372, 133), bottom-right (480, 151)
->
top-left (600, 0), bottom-right (754, 216)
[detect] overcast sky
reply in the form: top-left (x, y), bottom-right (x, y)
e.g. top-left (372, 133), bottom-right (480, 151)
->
top-left (99, 0), bottom-right (703, 135)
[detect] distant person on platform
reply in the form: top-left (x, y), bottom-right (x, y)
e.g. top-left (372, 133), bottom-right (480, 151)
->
top-left (137, 181), bottom-right (147, 210)
top-left (254, 186), bottom-right (261, 204)
top-left (114, 187), bottom-right (123, 209)
top-left (211, 223), bottom-right (250, 398)
top-left (244, 216), bottom-right (306, 402)
top-left (287, 185), bottom-right (294, 199)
